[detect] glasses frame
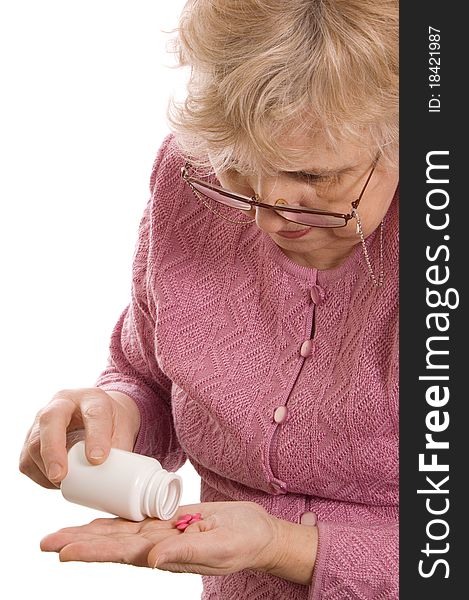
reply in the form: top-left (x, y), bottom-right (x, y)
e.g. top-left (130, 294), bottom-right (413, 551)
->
top-left (181, 156), bottom-right (379, 228)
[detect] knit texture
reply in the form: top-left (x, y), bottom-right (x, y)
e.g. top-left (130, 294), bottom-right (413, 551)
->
top-left (95, 134), bottom-right (399, 599)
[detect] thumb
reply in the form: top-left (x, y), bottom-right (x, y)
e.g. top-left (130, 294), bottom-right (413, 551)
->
top-left (149, 538), bottom-right (199, 572)
top-left (148, 520), bottom-right (211, 571)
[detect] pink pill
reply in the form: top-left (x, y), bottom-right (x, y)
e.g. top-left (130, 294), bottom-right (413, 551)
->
top-left (175, 513), bottom-right (203, 530)
top-left (188, 516), bottom-right (202, 524)
top-left (175, 516), bottom-right (192, 525)
top-left (179, 514), bottom-right (193, 522)
top-left (175, 521), bottom-right (189, 528)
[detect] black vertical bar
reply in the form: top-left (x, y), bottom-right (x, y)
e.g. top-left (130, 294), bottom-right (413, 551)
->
top-left (400, 4), bottom-right (465, 598)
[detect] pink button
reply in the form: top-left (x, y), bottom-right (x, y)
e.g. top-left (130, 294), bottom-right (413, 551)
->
top-left (300, 511), bottom-right (318, 527)
top-left (273, 406), bottom-right (288, 424)
top-left (310, 285), bottom-right (325, 305)
top-left (300, 339), bottom-right (314, 357)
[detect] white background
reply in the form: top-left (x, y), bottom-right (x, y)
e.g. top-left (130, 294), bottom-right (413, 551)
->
top-left (0, 1), bottom-right (203, 598)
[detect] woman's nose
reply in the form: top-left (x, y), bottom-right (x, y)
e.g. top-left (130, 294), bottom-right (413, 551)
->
top-left (254, 203), bottom-right (285, 232)
top-left (254, 177), bottom-right (292, 232)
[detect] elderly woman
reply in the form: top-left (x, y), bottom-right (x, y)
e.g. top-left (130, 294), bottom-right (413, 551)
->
top-left (19, 1), bottom-right (399, 598)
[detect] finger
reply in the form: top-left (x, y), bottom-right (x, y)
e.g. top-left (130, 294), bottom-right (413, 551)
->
top-left (153, 559), bottom-right (215, 575)
top-left (41, 532), bottom-right (103, 552)
top-left (148, 523), bottom-right (225, 569)
top-left (39, 396), bottom-right (78, 482)
top-left (42, 516), bottom-right (177, 548)
top-left (42, 518), bottom-right (141, 540)
top-left (58, 539), bottom-right (153, 567)
top-left (149, 533), bottom-right (227, 576)
top-left (80, 394), bottom-right (115, 464)
top-left (21, 462), bottom-right (59, 489)
top-left (19, 425), bottom-right (59, 489)
top-left (30, 428), bottom-right (86, 487)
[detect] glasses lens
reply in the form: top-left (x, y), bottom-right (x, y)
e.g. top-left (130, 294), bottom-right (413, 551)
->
top-left (277, 210), bottom-right (346, 228)
top-left (186, 177), bottom-right (347, 228)
top-left (190, 181), bottom-right (252, 211)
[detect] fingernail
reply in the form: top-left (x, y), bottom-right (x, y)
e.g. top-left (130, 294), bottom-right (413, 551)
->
top-left (48, 462), bottom-right (62, 481)
top-left (89, 447), bottom-right (105, 460)
top-left (153, 555), bottom-right (167, 569)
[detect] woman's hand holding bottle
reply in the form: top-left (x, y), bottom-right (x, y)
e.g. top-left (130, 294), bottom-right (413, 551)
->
top-left (19, 388), bottom-right (141, 488)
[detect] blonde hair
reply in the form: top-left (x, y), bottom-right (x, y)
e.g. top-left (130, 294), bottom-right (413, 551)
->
top-left (167, 0), bottom-right (398, 175)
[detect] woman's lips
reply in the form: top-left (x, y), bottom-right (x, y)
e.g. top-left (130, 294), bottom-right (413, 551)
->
top-left (275, 228), bottom-right (310, 239)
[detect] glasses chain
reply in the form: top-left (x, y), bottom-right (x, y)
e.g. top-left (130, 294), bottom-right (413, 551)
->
top-left (353, 209), bottom-right (384, 288)
top-left (191, 187), bottom-right (255, 225)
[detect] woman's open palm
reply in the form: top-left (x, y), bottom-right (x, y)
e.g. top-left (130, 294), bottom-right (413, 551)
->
top-left (40, 501), bottom-right (278, 575)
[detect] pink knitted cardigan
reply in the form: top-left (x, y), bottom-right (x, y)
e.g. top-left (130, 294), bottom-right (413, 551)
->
top-left (95, 134), bottom-right (399, 599)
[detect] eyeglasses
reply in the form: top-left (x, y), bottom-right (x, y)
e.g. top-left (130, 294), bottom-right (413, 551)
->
top-left (181, 157), bottom-right (379, 228)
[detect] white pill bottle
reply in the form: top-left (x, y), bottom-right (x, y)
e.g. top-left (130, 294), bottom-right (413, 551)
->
top-left (61, 441), bottom-right (183, 521)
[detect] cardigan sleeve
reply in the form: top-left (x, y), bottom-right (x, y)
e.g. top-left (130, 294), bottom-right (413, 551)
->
top-left (309, 521), bottom-right (398, 600)
top-left (94, 135), bottom-right (186, 472)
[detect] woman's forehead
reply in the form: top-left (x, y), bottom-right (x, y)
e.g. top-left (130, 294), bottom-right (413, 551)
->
top-left (275, 130), bottom-right (370, 170)
top-left (229, 132), bottom-right (371, 176)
